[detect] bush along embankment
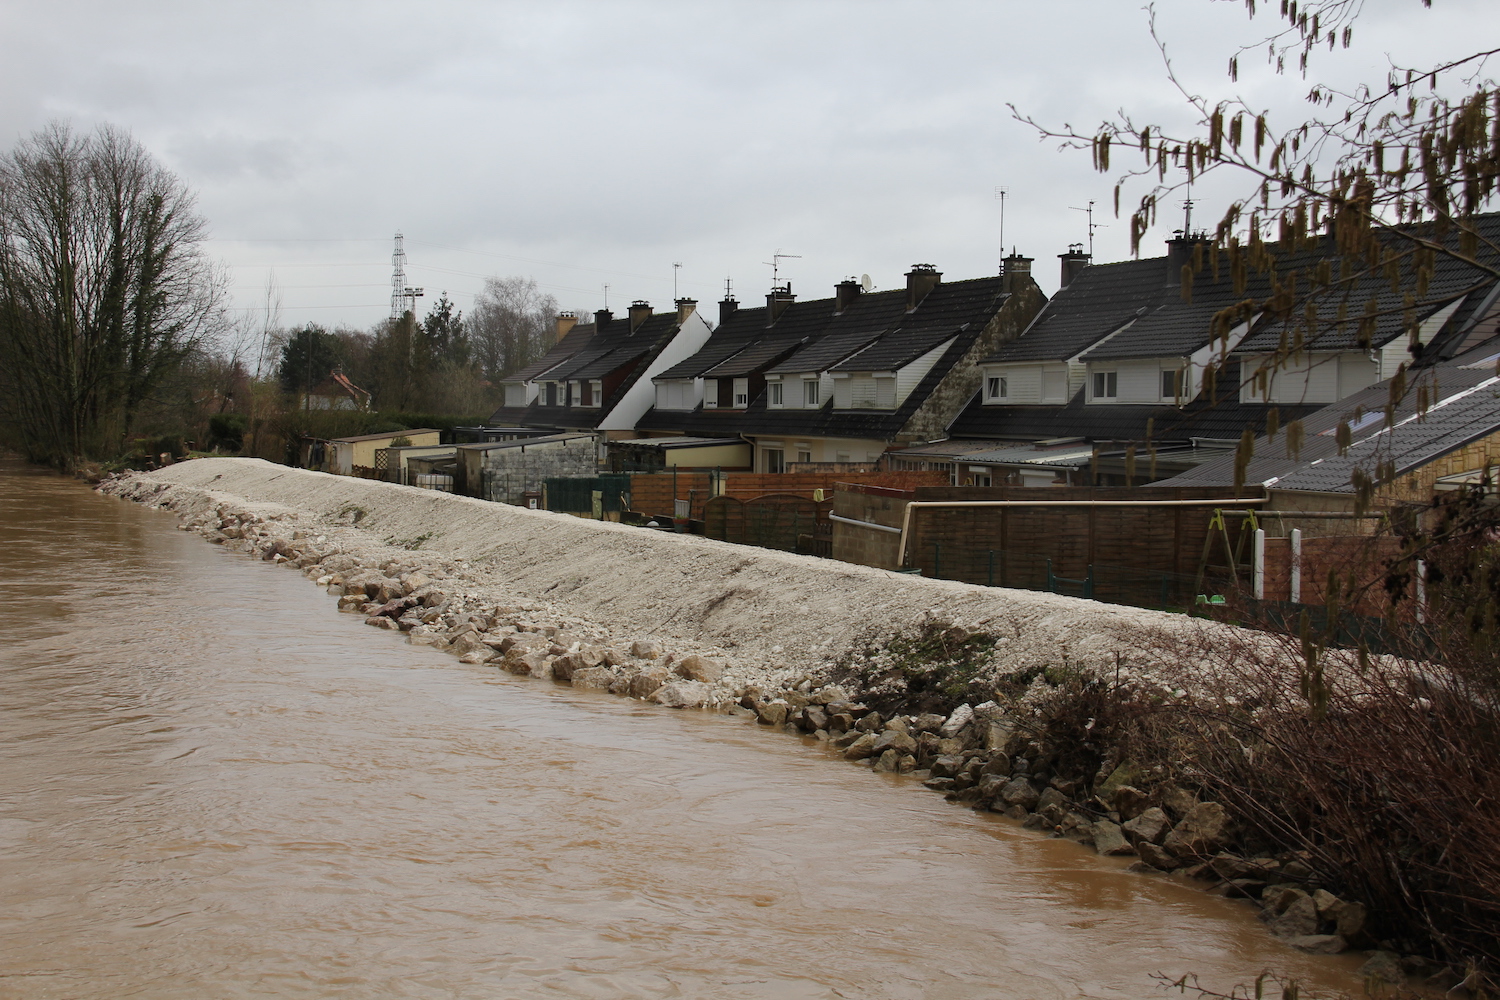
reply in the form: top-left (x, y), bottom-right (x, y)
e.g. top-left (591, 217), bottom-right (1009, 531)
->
top-left (100, 471), bottom-right (1495, 996)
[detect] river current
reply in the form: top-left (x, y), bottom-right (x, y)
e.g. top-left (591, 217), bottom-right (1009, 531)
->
top-left (0, 460), bottom-right (1361, 998)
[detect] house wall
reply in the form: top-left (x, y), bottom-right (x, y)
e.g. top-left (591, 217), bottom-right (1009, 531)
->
top-left (473, 437), bottom-right (601, 502)
top-left (1238, 351), bottom-right (1379, 405)
top-left (599, 310), bottom-right (715, 431)
top-left (750, 435), bottom-right (889, 471)
top-left (830, 487), bottom-right (910, 569)
top-left (340, 431), bottom-right (441, 473)
top-left (662, 443), bottom-right (752, 468)
top-left (899, 280), bottom-right (1047, 445)
top-left (979, 362), bottom-right (1073, 405)
top-left (894, 338), bottom-right (955, 404)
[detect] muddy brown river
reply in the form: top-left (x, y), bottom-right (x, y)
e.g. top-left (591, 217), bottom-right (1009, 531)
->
top-left (0, 460), bottom-right (1365, 998)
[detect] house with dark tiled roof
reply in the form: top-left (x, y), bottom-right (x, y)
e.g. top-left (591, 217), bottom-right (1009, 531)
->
top-left (942, 216), bottom-right (1500, 485)
top-left (1156, 343), bottom-right (1500, 508)
top-left (488, 299), bottom-right (714, 434)
top-left (636, 259), bottom-right (1046, 471)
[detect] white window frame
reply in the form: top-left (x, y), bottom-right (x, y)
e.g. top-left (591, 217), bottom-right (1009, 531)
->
top-left (803, 379), bottom-right (820, 407)
top-left (768, 381), bottom-right (783, 406)
top-left (1092, 370), bottom-right (1118, 400)
top-left (1161, 368), bottom-right (1184, 402)
top-left (733, 377), bottom-right (749, 407)
top-left (986, 375), bottom-right (1008, 401)
top-left (763, 448), bottom-right (785, 474)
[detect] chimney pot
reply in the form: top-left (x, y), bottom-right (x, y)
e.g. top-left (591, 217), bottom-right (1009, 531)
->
top-left (719, 295), bottom-right (739, 327)
top-left (1002, 252), bottom-right (1033, 295)
top-left (1058, 244), bottom-right (1091, 289)
top-left (835, 277), bottom-right (863, 313)
top-left (766, 283), bottom-right (795, 325)
top-left (905, 264), bottom-right (941, 310)
top-left (628, 300), bottom-right (652, 333)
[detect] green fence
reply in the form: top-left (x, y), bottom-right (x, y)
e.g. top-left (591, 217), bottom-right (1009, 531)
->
top-left (543, 474), bottom-right (632, 515)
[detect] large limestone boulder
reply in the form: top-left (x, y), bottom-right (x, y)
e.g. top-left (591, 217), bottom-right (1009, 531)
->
top-left (1162, 802), bottom-right (1230, 858)
top-left (652, 680), bottom-right (710, 709)
top-left (673, 654), bottom-right (723, 684)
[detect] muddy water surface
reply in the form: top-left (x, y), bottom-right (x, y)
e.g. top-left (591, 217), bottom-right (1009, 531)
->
top-left (0, 461), bottom-right (1364, 998)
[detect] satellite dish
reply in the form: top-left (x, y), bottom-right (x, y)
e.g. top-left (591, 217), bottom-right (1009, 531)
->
top-left (860, 274), bottom-right (874, 292)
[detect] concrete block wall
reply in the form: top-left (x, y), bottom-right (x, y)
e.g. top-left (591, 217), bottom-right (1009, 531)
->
top-left (483, 440), bottom-right (600, 503)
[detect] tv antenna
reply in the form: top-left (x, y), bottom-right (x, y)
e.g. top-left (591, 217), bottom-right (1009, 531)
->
top-left (602, 282), bottom-right (610, 309)
top-left (389, 233), bottom-right (423, 318)
top-left (1182, 183), bottom-right (1195, 236)
top-left (994, 186), bottom-right (1009, 271)
top-left (673, 262), bottom-right (683, 299)
top-left (1069, 200), bottom-right (1106, 258)
top-left (723, 276), bottom-right (734, 300)
top-left (763, 249), bottom-right (801, 286)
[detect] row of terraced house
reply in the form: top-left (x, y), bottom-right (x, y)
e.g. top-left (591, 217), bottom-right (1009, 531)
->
top-left (468, 219), bottom-right (1500, 501)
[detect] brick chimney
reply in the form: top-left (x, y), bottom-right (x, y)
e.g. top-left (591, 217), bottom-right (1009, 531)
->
top-left (905, 264), bottom-right (941, 310)
top-left (628, 300), bottom-right (652, 332)
top-left (719, 295), bottom-right (739, 327)
top-left (766, 284), bottom-right (795, 325)
top-left (594, 308), bottom-right (613, 329)
top-left (1002, 252), bottom-right (1033, 295)
top-left (555, 312), bottom-right (578, 344)
top-left (835, 277), bottom-right (863, 313)
top-left (1165, 233), bottom-right (1209, 286)
top-left (674, 298), bottom-right (697, 324)
top-left (1058, 245), bottom-right (1091, 289)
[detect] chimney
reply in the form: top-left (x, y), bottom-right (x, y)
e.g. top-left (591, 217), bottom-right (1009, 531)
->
top-left (555, 312), bottom-right (578, 344)
top-left (1002, 252), bottom-right (1033, 295)
top-left (1165, 232), bottom-right (1207, 285)
top-left (628, 300), bottom-right (652, 332)
top-left (719, 294), bottom-right (739, 327)
top-left (594, 308), bottom-right (613, 329)
top-left (835, 277), bottom-right (863, 313)
top-left (1058, 244), bottom-right (1091, 289)
top-left (766, 284), bottom-right (795, 325)
top-left (905, 264), bottom-right (941, 310)
top-left (674, 297), bottom-right (697, 324)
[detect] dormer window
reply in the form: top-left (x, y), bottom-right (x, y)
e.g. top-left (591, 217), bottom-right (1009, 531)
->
top-left (1161, 368), bottom-right (1185, 401)
top-left (769, 382), bottom-right (784, 406)
top-left (1092, 370), bottom-right (1117, 400)
top-left (803, 379), bottom-right (819, 406)
top-left (986, 375), bottom-right (1008, 401)
top-left (733, 378), bottom-right (749, 407)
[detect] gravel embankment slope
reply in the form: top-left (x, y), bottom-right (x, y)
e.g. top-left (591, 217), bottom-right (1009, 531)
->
top-left (117, 457), bottom-right (1220, 682)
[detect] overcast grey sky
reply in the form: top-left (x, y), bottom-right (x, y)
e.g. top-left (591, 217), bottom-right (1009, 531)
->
top-left (2, 1), bottom-right (1492, 331)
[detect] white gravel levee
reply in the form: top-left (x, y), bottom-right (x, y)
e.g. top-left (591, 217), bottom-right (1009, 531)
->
top-left (107, 457), bottom-right (1232, 700)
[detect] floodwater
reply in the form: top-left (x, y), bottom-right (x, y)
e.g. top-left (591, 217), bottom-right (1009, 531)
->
top-left (0, 459), bottom-right (1366, 999)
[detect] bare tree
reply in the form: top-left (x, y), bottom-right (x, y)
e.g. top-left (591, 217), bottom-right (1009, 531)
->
top-left (0, 122), bottom-right (225, 466)
top-left (468, 275), bottom-right (559, 382)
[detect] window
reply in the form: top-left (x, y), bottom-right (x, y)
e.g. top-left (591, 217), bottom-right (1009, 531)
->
top-left (591, 380), bottom-right (603, 405)
top-left (768, 382), bottom-right (783, 406)
top-left (986, 375), bottom-right (1008, 400)
top-left (763, 448), bottom-right (785, 474)
top-left (875, 377), bottom-right (896, 408)
top-left (849, 376), bottom-right (878, 408)
top-left (703, 380), bottom-right (718, 408)
top-left (1161, 368), bottom-right (1185, 400)
top-left (835, 451), bottom-right (851, 463)
top-left (545, 382), bottom-right (557, 406)
top-left (1092, 370), bottom-right (1117, 399)
top-left (733, 378), bottom-right (749, 407)
top-left (796, 448), bottom-right (812, 463)
top-left (579, 381), bottom-right (592, 407)
top-left (803, 380), bottom-right (820, 406)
